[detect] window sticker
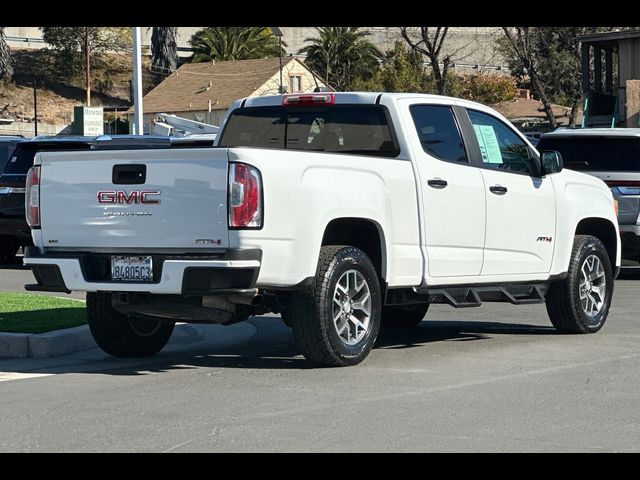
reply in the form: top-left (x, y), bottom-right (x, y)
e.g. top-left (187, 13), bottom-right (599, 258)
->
top-left (473, 124), bottom-right (502, 164)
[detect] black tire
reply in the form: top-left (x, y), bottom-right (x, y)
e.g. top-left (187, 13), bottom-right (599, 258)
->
top-left (546, 235), bottom-right (614, 334)
top-left (289, 245), bottom-right (382, 367)
top-left (381, 303), bottom-right (429, 328)
top-left (86, 292), bottom-right (175, 357)
top-left (0, 237), bottom-right (19, 264)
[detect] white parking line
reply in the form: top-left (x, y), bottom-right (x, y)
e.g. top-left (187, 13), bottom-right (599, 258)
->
top-left (0, 372), bottom-right (54, 383)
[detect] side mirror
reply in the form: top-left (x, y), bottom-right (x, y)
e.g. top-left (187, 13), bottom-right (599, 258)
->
top-left (540, 150), bottom-right (563, 175)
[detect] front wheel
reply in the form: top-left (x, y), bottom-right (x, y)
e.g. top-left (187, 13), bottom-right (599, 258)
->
top-left (289, 246), bottom-right (382, 367)
top-left (87, 292), bottom-right (175, 357)
top-left (546, 235), bottom-right (614, 333)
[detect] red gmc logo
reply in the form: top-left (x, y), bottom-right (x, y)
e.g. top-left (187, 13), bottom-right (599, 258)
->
top-left (97, 190), bottom-right (161, 204)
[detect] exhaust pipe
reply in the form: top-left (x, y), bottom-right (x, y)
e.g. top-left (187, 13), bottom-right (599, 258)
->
top-left (228, 290), bottom-right (263, 306)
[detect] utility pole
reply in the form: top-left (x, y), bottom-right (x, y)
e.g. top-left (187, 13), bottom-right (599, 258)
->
top-left (132, 27), bottom-right (144, 135)
top-left (33, 81), bottom-right (38, 136)
top-left (85, 27), bottom-right (91, 106)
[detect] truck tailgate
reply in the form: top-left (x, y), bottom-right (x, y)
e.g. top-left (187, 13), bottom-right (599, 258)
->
top-left (38, 148), bottom-right (230, 250)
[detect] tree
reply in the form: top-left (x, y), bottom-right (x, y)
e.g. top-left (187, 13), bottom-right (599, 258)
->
top-left (40, 27), bottom-right (131, 104)
top-left (298, 27), bottom-right (381, 91)
top-left (378, 42), bottom-right (427, 92)
top-left (189, 27), bottom-right (283, 62)
top-left (0, 27), bottom-right (13, 82)
top-left (150, 27), bottom-right (178, 74)
top-left (499, 27), bottom-right (619, 127)
top-left (400, 27), bottom-right (455, 95)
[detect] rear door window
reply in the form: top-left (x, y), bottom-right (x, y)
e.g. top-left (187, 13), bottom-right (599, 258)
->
top-left (537, 137), bottom-right (640, 171)
top-left (0, 142), bottom-right (19, 173)
top-left (410, 105), bottom-right (468, 163)
top-left (219, 105), bottom-right (399, 157)
top-left (3, 145), bottom-right (36, 175)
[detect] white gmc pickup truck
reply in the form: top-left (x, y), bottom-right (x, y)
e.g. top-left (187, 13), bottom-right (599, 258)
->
top-left (24, 93), bottom-right (621, 366)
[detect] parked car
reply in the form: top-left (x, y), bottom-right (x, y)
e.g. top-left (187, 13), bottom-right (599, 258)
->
top-left (0, 136), bottom-right (28, 262)
top-left (24, 93), bottom-right (620, 366)
top-left (538, 128), bottom-right (640, 261)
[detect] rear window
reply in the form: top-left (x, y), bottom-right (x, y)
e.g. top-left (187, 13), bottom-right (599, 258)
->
top-left (538, 136), bottom-right (640, 172)
top-left (0, 142), bottom-right (19, 173)
top-left (3, 144), bottom-right (37, 175)
top-left (218, 105), bottom-right (399, 157)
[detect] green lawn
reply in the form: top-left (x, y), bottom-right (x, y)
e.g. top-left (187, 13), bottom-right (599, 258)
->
top-left (0, 292), bottom-right (87, 334)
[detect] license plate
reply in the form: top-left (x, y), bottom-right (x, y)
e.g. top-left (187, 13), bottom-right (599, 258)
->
top-left (111, 256), bottom-right (153, 282)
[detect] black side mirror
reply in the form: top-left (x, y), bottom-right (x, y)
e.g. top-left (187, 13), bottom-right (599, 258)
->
top-left (540, 150), bottom-right (563, 175)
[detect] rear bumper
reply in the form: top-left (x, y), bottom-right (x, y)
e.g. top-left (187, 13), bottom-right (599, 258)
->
top-left (23, 247), bottom-right (262, 295)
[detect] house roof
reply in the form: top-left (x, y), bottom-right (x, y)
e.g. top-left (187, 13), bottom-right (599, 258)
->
top-left (491, 97), bottom-right (583, 125)
top-left (580, 30), bottom-right (640, 50)
top-left (129, 57), bottom-right (309, 115)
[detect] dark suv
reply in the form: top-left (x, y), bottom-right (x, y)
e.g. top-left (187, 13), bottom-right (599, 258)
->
top-left (538, 128), bottom-right (640, 261)
top-left (0, 136), bottom-right (29, 263)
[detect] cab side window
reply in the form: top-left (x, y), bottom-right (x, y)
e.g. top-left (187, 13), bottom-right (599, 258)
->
top-left (410, 105), bottom-right (468, 164)
top-left (467, 109), bottom-right (533, 175)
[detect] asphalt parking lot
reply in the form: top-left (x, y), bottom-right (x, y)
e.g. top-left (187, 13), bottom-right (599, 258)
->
top-left (1, 260), bottom-right (640, 452)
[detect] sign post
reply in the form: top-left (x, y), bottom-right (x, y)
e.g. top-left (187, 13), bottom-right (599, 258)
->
top-left (132, 26), bottom-right (144, 135)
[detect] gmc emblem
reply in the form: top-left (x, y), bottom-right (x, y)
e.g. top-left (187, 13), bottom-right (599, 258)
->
top-left (97, 190), bottom-right (161, 204)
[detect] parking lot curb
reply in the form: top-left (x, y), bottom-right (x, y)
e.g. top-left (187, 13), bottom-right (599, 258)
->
top-left (0, 326), bottom-right (95, 359)
top-left (28, 325), bottom-right (96, 359)
top-left (0, 320), bottom-right (259, 360)
top-left (0, 332), bottom-right (32, 358)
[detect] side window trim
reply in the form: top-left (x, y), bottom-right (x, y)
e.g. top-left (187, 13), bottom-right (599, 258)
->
top-left (459, 107), bottom-right (542, 178)
top-left (451, 105), bottom-right (484, 169)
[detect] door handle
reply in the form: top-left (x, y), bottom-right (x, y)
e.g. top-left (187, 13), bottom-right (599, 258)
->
top-left (489, 185), bottom-right (508, 195)
top-left (113, 164), bottom-right (146, 185)
top-left (428, 178), bottom-right (448, 189)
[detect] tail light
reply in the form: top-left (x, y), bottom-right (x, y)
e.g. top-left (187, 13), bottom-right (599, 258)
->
top-left (228, 162), bottom-right (262, 228)
top-left (282, 93), bottom-right (335, 107)
top-left (25, 166), bottom-right (41, 228)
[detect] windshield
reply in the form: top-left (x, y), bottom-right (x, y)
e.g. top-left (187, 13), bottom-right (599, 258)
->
top-left (538, 136), bottom-right (640, 172)
top-left (218, 105), bottom-right (399, 157)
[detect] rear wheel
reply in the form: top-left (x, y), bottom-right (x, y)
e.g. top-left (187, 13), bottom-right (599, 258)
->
top-left (0, 237), bottom-right (19, 264)
top-left (290, 246), bottom-right (382, 367)
top-left (381, 303), bottom-right (429, 328)
top-left (87, 292), bottom-right (175, 357)
top-left (546, 235), bottom-right (613, 333)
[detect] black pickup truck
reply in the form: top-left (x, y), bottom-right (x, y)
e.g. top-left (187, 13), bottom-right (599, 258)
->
top-left (0, 137), bottom-right (29, 263)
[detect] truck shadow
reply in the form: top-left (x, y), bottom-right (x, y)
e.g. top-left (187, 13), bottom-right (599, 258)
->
top-left (375, 320), bottom-right (556, 351)
top-left (1, 318), bottom-right (557, 376)
top-left (92, 319), bottom-right (557, 374)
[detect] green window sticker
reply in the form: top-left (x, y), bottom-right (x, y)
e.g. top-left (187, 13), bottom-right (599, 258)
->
top-left (473, 124), bottom-right (503, 164)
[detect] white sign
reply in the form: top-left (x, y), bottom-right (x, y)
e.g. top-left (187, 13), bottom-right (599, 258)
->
top-left (83, 107), bottom-right (104, 136)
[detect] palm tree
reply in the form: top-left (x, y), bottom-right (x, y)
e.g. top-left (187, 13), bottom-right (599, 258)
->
top-left (298, 27), bottom-right (381, 91)
top-left (0, 27), bottom-right (13, 81)
top-left (150, 27), bottom-right (178, 74)
top-left (189, 27), bottom-right (284, 62)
